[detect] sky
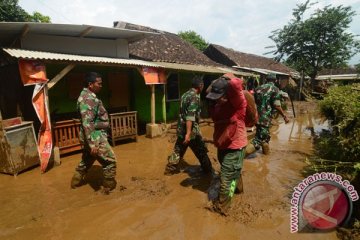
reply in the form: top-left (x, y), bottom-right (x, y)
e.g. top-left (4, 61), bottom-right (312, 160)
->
top-left (19, 0), bottom-right (360, 65)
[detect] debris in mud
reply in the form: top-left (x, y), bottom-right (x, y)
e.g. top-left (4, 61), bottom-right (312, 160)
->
top-left (131, 176), bottom-right (145, 181)
top-left (168, 134), bottom-right (177, 143)
top-left (231, 201), bottom-right (263, 224)
top-left (126, 177), bottom-right (171, 200)
top-left (337, 226), bottom-right (360, 240)
top-left (206, 172), bottom-right (286, 224)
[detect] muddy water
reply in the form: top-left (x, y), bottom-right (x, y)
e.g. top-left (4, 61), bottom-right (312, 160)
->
top-left (0, 102), bottom-right (338, 240)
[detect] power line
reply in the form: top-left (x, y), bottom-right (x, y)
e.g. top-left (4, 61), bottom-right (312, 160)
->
top-left (34, 0), bottom-right (74, 24)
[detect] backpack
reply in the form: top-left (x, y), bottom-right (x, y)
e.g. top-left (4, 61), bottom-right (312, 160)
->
top-left (243, 90), bottom-right (258, 127)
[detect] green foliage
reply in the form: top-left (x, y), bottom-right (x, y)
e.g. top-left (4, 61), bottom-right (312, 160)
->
top-left (306, 84), bottom-right (360, 179)
top-left (0, 0), bottom-right (51, 22)
top-left (0, 0), bottom-right (29, 21)
top-left (269, 0), bottom-right (360, 80)
top-left (178, 30), bottom-right (209, 51)
top-left (29, 11), bottom-right (51, 23)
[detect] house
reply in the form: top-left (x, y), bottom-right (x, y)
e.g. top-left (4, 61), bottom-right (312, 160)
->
top-left (114, 21), bottom-right (254, 135)
top-left (204, 44), bottom-right (299, 89)
top-left (316, 68), bottom-right (360, 85)
top-left (0, 21), bottom-right (253, 152)
top-left (0, 22), bottom-right (172, 158)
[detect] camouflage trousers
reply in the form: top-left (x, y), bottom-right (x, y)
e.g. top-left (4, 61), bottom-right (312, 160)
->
top-left (167, 135), bottom-right (212, 173)
top-left (76, 135), bottom-right (117, 179)
top-left (213, 148), bottom-right (245, 214)
top-left (252, 124), bottom-right (270, 150)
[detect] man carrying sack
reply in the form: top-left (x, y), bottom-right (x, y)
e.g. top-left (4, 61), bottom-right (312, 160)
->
top-left (206, 75), bottom-right (247, 215)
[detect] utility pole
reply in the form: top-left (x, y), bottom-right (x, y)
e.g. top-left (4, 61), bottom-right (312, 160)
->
top-left (299, 70), bottom-right (304, 100)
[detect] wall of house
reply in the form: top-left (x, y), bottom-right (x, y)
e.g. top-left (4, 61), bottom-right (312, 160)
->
top-left (22, 34), bottom-right (129, 58)
top-left (0, 63), bottom-right (41, 132)
top-left (47, 65), bottom-right (214, 133)
top-left (130, 70), bottom-right (195, 126)
top-left (47, 64), bottom-right (133, 121)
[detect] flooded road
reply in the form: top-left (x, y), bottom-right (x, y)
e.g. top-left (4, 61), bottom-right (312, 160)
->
top-left (0, 102), bottom-right (338, 240)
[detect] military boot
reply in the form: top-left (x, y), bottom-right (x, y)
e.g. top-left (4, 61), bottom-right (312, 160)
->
top-left (102, 178), bottom-right (117, 195)
top-left (262, 143), bottom-right (270, 155)
top-left (71, 170), bottom-right (86, 189)
top-left (164, 163), bottom-right (180, 176)
top-left (245, 143), bottom-right (256, 156)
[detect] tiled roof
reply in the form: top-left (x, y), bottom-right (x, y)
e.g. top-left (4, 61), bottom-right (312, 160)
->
top-left (114, 22), bottom-right (222, 66)
top-left (204, 44), bottom-right (298, 76)
top-left (319, 68), bottom-right (359, 75)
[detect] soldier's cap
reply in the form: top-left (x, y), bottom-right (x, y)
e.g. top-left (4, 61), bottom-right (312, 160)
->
top-left (266, 73), bottom-right (277, 81)
top-left (192, 76), bottom-right (204, 88)
top-left (206, 77), bottom-right (228, 100)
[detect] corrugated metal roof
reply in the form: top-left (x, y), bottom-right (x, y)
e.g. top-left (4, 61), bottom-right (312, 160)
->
top-left (3, 48), bottom-right (256, 76)
top-left (0, 22), bottom-right (157, 46)
top-left (234, 66), bottom-right (289, 76)
top-left (156, 62), bottom-right (254, 77)
top-left (316, 74), bottom-right (360, 81)
top-left (3, 48), bottom-right (163, 67)
top-left (216, 67), bottom-right (256, 77)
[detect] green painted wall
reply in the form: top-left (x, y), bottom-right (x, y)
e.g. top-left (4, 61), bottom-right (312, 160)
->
top-left (46, 64), bottom-right (220, 125)
top-left (130, 70), bottom-right (197, 124)
top-left (47, 65), bottom-right (115, 117)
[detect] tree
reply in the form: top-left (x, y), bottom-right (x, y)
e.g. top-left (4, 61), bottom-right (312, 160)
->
top-left (0, 0), bottom-right (29, 21)
top-left (178, 30), bottom-right (209, 51)
top-left (0, 0), bottom-right (50, 22)
top-left (269, 0), bottom-right (360, 81)
top-left (356, 63), bottom-right (360, 73)
top-left (29, 11), bottom-right (51, 23)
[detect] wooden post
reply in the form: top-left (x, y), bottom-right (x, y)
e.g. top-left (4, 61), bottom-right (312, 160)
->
top-left (0, 110), bottom-right (3, 139)
top-left (48, 64), bottom-right (76, 89)
top-left (299, 70), bottom-right (304, 100)
top-left (162, 84), bottom-right (166, 124)
top-left (150, 84), bottom-right (155, 124)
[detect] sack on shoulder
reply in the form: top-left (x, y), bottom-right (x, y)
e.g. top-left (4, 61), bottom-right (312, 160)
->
top-left (243, 90), bottom-right (258, 127)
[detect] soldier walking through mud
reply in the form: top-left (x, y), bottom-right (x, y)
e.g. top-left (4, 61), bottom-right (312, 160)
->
top-left (246, 73), bottom-right (289, 156)
top-left (71, 72), bottom-right (117, 194)
top-left (164, 76), bottom-right (213, 175)
top-left (206, 75), bottom-right (248, 215)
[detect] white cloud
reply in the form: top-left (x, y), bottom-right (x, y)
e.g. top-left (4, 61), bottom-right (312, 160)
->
top-left (18, 0), bottom-right (360, 64)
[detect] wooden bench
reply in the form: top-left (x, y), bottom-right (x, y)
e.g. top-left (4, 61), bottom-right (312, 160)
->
top-left (53, 119), bottom-right (82, 155)
top-left (53, 111), bottom-right (138, 155)
top-left (109, 111), bottom-right (138, 146)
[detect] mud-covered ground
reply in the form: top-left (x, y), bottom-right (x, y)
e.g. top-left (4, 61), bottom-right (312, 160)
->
top-left (0, 102), bottom-right (339, 240)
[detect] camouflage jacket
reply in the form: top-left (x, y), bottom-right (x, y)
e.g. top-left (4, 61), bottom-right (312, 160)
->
top-left (254, 82), bottom-right (281, 127)
top-left (77, 88), bottom-right (109, 148)
top-left (176, 88), bottom-right (201, 139)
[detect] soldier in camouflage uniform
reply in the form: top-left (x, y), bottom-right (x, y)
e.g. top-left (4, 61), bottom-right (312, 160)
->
top-left (165, 76), bottom-right (213, 175)
top-left (71, 72), bottom-right (117, 194)
top-left (246, 73), bottom-right (289, 155)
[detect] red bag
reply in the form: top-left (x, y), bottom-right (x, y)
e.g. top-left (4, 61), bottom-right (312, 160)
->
top-left (243, 90), bottom-right (258, 127)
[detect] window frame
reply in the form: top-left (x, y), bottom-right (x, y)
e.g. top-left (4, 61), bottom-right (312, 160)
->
top-left (165, 73), bottom-right (180, 102)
